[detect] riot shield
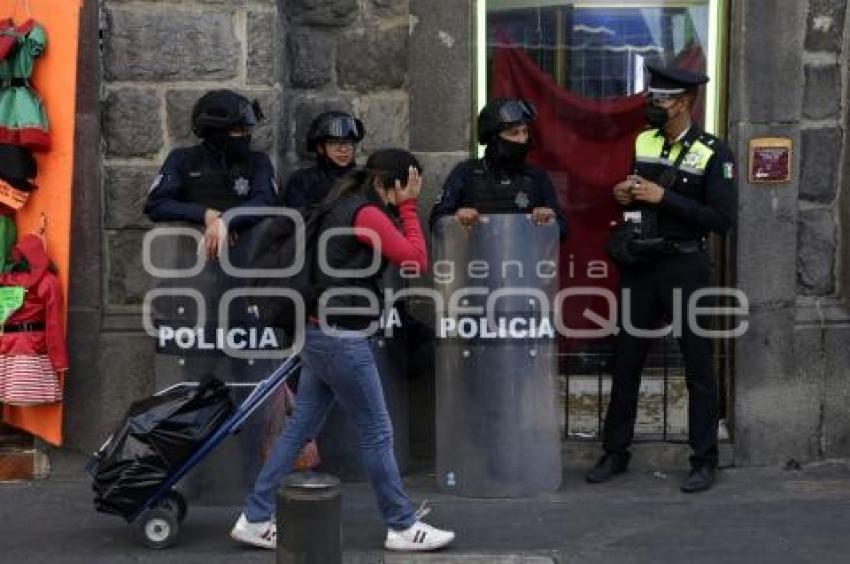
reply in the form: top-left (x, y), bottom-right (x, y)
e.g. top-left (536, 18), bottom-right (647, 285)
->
top-left (147, 223), bottom-right (287, 504)
top-left (433, 214), bottom-right (562, 497)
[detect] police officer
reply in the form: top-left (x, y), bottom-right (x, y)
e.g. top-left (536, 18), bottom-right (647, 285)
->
top-left (144, 90), bottom-right (278, 258)
top-left (586, 64), bottom-right (737, 493)
top-left (282, 111), bottom-right (365, 208)
top-left (429, 98), bottom-right (566, 235)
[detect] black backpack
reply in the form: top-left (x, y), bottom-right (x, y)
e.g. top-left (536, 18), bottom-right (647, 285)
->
top-left (244, 204), bottom-right (331, 335)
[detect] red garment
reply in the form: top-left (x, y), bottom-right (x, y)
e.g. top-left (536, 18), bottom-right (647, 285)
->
top-left (0, 234), bottom-right (68, 406)
top-left (491, 39), bottom-right (647, 352)
top-left (354, 200), bottom-right (428, 272)
top-left (0, 19), bottom-right (35, 61)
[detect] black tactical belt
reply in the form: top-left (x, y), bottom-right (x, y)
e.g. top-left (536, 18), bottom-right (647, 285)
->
top-left (1, 322), bottom-right (45, 333)
top-left (663, 239), bottom-right (708, 254)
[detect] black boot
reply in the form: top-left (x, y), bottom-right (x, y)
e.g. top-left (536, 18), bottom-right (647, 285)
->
top-left (680, 466), bottom-right (716, 493)
top-left (586, 452), bottom-right (630, 483)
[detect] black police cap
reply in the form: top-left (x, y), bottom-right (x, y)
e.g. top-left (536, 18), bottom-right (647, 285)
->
top-left (647, 63), bottom-right (709, 94)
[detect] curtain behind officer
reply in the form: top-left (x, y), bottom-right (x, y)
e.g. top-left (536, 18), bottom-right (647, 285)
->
top-left (144, 90), bottom-right (278, 258)
top-left (429, 98), bottom-right (566, 236)
top-left (282, 111), bottom-right (365, 208)
top-left (586, 64), bottom-right (737, 493)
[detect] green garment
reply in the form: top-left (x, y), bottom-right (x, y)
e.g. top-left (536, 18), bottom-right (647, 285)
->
top-left (0, 214), bottom-right (16, 273)
top-left (0, 215), bottom-right (22, 324)
top-left (0, 22), bottom-right (48, 144)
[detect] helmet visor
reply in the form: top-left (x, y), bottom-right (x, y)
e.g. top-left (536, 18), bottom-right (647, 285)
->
top-left (239, 101), bottom-right (259, 127)
top-left (497, 99), bottom-right (537, 124)
top-left (324, 116), bottom-right (363, 139)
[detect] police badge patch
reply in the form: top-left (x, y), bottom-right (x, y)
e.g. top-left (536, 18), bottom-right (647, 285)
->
top-left (684, 152), bottom-right (701, 168)
top-left (515, 190), bottom-right (531, 209)
top-left (233, 177), bottom-right (251, 196)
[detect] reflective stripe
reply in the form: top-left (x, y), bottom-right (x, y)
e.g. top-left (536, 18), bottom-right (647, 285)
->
top-left (635, 130), bottom-right (715, 174)
top-left (680, 165), bottom-right (707, 176)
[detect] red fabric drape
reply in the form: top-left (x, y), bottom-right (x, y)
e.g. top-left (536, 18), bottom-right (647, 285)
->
top-left (674, 41), bottom-right (708, 125)
top-left (491, 42), bottom-right (646, 352)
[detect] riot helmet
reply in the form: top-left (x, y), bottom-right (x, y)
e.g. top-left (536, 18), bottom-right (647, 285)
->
top-left (477, 98), bottom-right (537, 145)
top-left (307, 111), bottom-right (365, 153)
top-left (192, 90), bottom-right (263, 139)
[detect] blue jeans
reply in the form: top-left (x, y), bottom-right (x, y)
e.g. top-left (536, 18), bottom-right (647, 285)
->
top-left (243, 326), bottom-right (416, 530)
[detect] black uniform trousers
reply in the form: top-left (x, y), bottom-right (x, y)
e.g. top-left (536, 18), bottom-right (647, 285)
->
top-left (602, 250), bottom-right (719, 468)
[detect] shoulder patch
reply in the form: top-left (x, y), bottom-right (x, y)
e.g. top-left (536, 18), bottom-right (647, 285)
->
top-left (723, 162), bottom-right (735, 180)
top-left (148, 174), bottom-right (163, 194)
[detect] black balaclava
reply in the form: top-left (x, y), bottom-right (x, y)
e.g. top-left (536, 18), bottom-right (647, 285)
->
top-left (207, 132), bottom-right (252, 166)
top-left (486, 136), bottom-right (530, 171)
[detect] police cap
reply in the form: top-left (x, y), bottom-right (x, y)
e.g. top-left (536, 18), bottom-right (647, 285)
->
top-left (646, 63), bottom-right (709, 99)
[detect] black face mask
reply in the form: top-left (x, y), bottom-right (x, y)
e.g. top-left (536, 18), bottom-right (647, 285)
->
top-left (207, 133), bottom-right (252, 164)
top-left (223, 136), bottom-right (252, 162)
top-left (644, 104), bottom-right (671, 128)
top-left (491, 137), bottom-right (530, 168)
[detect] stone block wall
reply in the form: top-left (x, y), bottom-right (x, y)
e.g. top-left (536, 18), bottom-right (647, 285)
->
top-left (281, 0), bottom-right (411, 170)
top-left (102, 0), bottom-right (281, 310)
top-left (731, 0), bottom-right (850, 465)
top-left (798, 0), bottom-right (846, 297)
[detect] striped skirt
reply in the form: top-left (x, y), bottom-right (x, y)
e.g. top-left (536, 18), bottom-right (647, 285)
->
top-left (0, 354), bottom-right (62, 406)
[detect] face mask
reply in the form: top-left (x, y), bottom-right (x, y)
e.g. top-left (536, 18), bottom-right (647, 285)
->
top-left (224, 136), bottom-right (252, 162)
top-left (645, 103), bottom-right (674, 128)
top-left (492, 137), bottom-right (530, 167)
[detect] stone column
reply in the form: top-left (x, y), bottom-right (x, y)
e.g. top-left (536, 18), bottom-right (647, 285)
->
top-left (731, 0), bottom-right (850, 465)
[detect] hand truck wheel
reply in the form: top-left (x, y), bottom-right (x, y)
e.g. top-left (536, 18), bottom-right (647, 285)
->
top-left (137, 507), bottom-right (180, 549)
top-left (158, 489), bottom-right (188, 523)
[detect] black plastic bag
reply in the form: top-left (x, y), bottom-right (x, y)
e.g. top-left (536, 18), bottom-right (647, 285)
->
top-left (89, 378), bottom-right (235, 519)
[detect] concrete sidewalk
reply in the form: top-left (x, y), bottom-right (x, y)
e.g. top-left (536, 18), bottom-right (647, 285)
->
top-left (1, 459), bottom-right (849, 564)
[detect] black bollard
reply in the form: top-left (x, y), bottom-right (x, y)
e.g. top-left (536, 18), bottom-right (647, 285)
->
top-left (276, 472), bottom-right (342, 564)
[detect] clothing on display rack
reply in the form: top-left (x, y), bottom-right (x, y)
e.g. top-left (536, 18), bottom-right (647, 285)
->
top-left (0, 232), bottom-right (67, 406)
top-left (0, 14), bottom-right (48, 150)
top-left (0, 143), bottom-right (37, 210)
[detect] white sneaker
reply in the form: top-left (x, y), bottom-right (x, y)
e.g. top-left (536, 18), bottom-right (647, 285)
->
top-left (385, 520), bottom-right (455, 551)
top-left (230, 513), bottom-right (277, 550)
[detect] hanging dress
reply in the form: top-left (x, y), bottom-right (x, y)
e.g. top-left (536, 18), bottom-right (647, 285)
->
top-left (0, 19), bottom-right (48, 151)
top-left (0, 234), bottom-right (67, 405)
